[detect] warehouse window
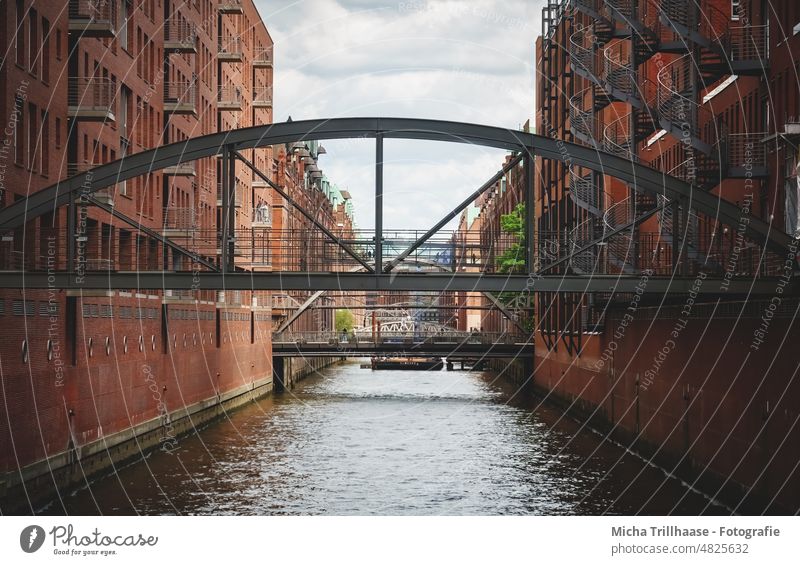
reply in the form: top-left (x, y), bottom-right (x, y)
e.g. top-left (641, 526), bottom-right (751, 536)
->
top-left (15, 0), bottom-right (24, 67)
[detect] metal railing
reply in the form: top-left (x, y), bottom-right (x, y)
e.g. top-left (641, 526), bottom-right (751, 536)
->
top-left (605, 0), bottom-right (634, 19)
top-left (661, 0), bottom-right (728, 42)
top-left (254, 46), bottom-right (274, 65)
top-left (218, 37), bottom-right (242, 57)
top-left (219, 0), bottom-right (243, 11)
top-left (656, 54), bottom-right (717, 145)
top-left (274, 330), bottom-right (522, 346)
top-left (602, 113), bottom-right (634, 158)
top-left (603, 41), bottom-right (635, 97)
top-left (68, 77), bottom-right (115, 113)
top-left (163, 207), bottom-right (196, 230)
top-left (727, 133), bottom-right (767, 170)
top-left (566, 219), bottom-right (599, 274)
top-left (657, 193), bottom-right (700, 250)
top-left (569, 87), bottom-right (595, 142)
top-left (568, 25), bottom-right (600, 77)
top-left (253, 86), bottom-right (273, 105)
top-left (0, 222), bottom-right (786, 280)
top-left (571, 0), bottom-right (603, 13)
top-left (271, 294), bottom-right (301, 309)
top-left (218, 86), bottom-right (243, 106)
top-left (69, 0), bottom-right (116, 27)
top-left (568, 167), bottom-right (602, 215)
top-left (164, 81), bottom-right (197, 106)
top-left (729, 25), bottom-right (769, 61)
top-left (165, 20), bottom-right (196, 48)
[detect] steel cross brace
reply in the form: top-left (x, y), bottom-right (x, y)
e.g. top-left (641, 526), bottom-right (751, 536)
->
top-left (383, 152), bottom-right (524, 273)
top-left (233, 150), bottom-right (374, 273)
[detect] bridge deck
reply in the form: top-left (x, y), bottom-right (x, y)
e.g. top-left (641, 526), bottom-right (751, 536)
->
top-left (272, 332), bottom-right (531, 358)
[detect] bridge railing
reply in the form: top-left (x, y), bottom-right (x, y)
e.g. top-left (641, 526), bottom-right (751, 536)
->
top-left (273, 331), bottom-right (524, 346)
top-left (0, 219), bottom-right (786, 280)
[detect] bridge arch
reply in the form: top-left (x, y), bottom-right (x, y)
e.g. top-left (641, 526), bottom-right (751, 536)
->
top-left (0, 117), bottom-right (791, 257)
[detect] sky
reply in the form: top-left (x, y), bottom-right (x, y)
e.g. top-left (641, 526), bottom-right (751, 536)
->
top-left (253, 0), bottom-right (545, 230)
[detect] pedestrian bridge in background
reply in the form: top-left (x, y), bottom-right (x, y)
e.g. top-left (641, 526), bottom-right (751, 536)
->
top-left (271, 329), bottom-right (529, 359)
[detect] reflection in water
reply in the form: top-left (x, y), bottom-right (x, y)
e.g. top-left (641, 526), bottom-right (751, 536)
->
top-left (45, 360), bottom-right (726, 515)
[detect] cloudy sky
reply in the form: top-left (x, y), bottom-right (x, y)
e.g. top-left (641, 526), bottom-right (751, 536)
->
top-left (254, 0), bottom-right (544, 230)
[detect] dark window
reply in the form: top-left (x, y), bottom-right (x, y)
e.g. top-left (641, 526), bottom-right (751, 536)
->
top-left (27, 102), bottom-right (36, 171)
top-left (15, 0), bottom-right (24, 67)
top-left (42, 17), bottom-right (49, 83)
top-left (28, 8), bottom-right (37, 76)
top-left (14, 103), bottom-right (23, 165)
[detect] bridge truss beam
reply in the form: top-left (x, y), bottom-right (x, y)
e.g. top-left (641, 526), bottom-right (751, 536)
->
top-left (0, 271), bottom-right (788, 295)
top-left (0, 117), bottom-right (792, 260)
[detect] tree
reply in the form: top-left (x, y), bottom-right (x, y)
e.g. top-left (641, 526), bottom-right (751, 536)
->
top-left (494, 203), bottom-right (533, 333)
top-left (495, 203), bottom-right (526, 274)
top-left (335, 309), bottom-right (355, 333)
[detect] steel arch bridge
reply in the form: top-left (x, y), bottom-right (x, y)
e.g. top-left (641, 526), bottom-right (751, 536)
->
top-left (0, 117), bottom-right (795, 296)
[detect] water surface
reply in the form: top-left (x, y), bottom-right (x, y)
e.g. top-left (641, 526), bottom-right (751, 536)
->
top-left (44, 361), bottom-right (726, 515)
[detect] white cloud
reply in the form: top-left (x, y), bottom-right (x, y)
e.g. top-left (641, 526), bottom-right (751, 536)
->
top-left (254, 0), bottom-right (544, 229)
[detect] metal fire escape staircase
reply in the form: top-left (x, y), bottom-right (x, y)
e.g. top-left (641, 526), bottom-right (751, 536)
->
top-left (566, 0), bottom-right (770, 273)
top-left (657, 0), bottom-right (770, 186)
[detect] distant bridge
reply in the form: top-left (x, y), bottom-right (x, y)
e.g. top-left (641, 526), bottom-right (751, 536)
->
top-left (271, 327), bottom-right (529, 359)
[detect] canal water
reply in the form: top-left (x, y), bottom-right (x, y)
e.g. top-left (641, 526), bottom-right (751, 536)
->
top-left (44, 360), bottom-right (727, 515)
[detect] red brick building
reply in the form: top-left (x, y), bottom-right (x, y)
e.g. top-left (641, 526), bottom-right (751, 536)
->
top-left (459, 0), bottom-right (800, 511)
top-left (0, 0), bottom-right (286, 511)
top-left (539, 0), bottom-right (800, 511)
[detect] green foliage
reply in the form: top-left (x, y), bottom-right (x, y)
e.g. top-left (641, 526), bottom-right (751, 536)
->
top-left (494, 203), bottom-right (533, 333)
top-left (335, 309), bottom-right (355, 332)
top-left (495, 203), bottom-right (526, 275)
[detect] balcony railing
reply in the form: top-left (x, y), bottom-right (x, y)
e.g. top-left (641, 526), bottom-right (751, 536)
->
top-left (68, 77), bottom-right (116, 121)
top-left (254, 46), bottom-right (274, 67)
top-left (219, 0), bottom-right (244, 14)
top-left (68, 0), bottom-right (116, 37)
top-left (163, 162), bottom-right (196, 176)
top-left (164, 81), bottom-right (197, 114)
top-left (163, 207), bottom-right (197, 231)
top-left (729, 25), bottom-right (769, 63)
top-left (218, 38), bottom-right (243, 61)
top-left (271, 294), bottom-right (300, 309)
top-left (165, 21), bottom-right (197, 52)
top-left (253, 86), bottom-right (273, 108)
top-left (218, 86), bottom-right (243, 109)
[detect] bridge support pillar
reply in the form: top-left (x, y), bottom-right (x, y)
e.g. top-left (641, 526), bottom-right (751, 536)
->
top-left (273, 357), bottom-right (286, 393)
top-left (522, 356), bottom-right (534, 394)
